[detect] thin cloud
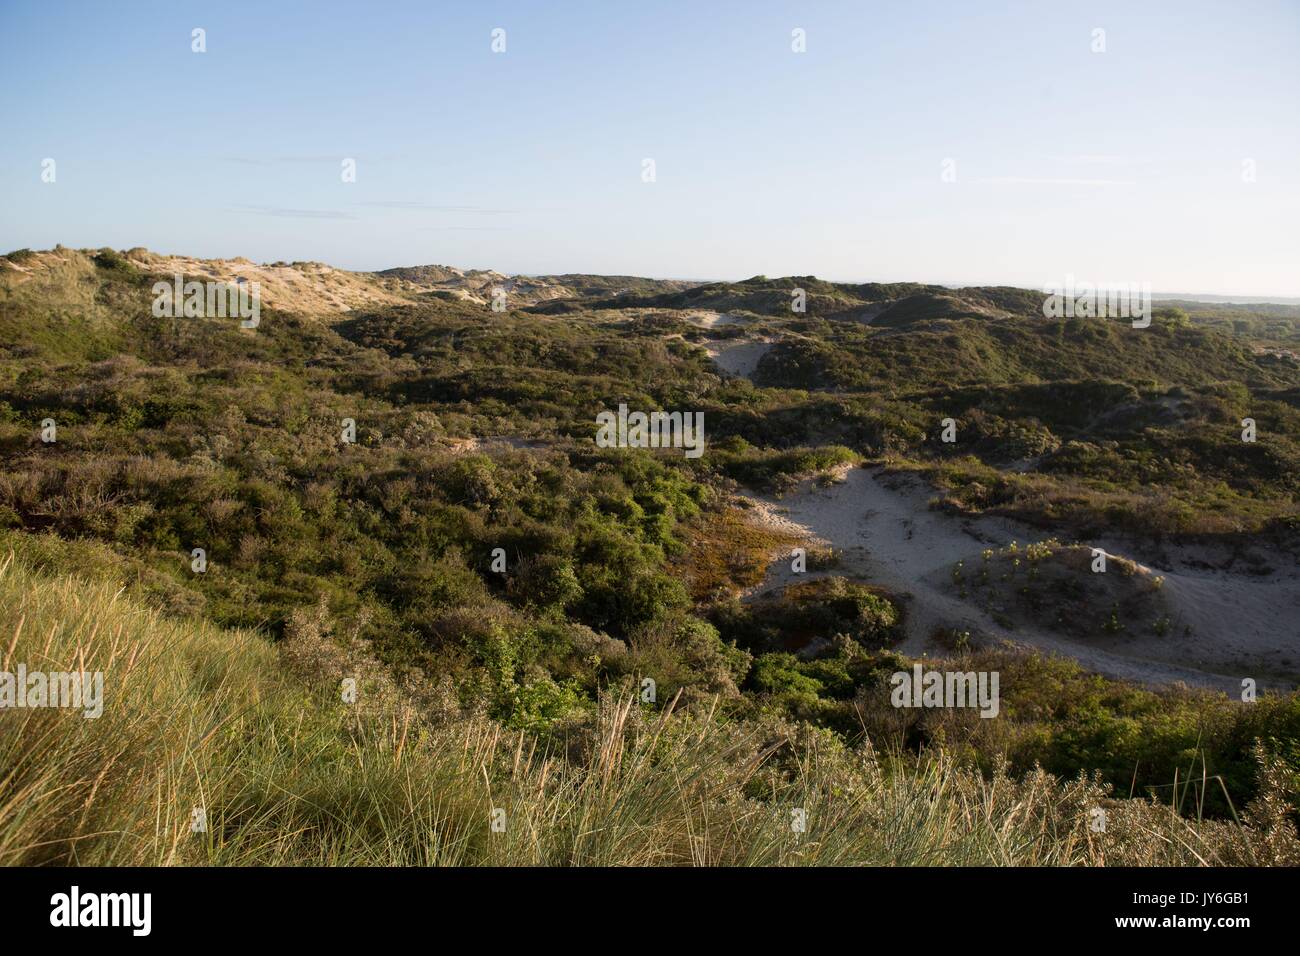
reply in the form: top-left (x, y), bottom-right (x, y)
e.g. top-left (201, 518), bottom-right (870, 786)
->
top-left (1055, 154), bottom-right (1129, 165)
top-left (357, 201), bottom-right (517, 214)
top-left (975, 176), bottom-right (1137, 186)
top-left (233, 204), bottom-right (358, 220)
top-left (222, 155), bottom-right (342, 166)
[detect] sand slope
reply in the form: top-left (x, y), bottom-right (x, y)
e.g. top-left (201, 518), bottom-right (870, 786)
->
top-left (742, 465), bottom-right (1300, 692)
top-left (703, 340), bottom-right (773, 379)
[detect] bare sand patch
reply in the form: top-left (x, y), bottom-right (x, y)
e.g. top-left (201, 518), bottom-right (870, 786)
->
top-left (740, 465), bottom-right (1300, 691)
top-left (703, 340), bottom-right (773, 379)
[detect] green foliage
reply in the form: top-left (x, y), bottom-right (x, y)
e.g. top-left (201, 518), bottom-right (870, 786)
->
top-left (2, 247), bottom-right (1297, 834)
top-left (713, 577), bottom-right (901, 654)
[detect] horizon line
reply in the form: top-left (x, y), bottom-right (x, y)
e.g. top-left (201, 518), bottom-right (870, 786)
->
top-left (14, 243), bottom-right (1300, 305)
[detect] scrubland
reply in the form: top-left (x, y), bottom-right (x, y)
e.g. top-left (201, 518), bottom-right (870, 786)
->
top-left (2, 247), bottom-right (1298, 864)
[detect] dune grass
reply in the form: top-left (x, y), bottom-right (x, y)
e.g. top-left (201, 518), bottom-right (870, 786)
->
top-left (1, 546), bottom-right (1296, 866)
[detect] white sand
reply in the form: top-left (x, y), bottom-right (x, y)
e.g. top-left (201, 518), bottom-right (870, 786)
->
top-left (742, 465), bottom-right (1300, 692)
top-left (704, 340), bottom-right (773, 379)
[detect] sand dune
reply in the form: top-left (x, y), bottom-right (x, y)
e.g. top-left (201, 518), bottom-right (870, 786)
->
top-left (742, 465), bottom-right (1300, 692)
top-left (703, 339), bottom-right (773, 379)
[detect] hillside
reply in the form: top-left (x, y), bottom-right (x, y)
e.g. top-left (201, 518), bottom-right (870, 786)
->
top-left (0, 246), bottom-right (700, 319)
top-left (3, 534), bottom-right (1295, 866)
top-left (2, 244), bottom-right (1299, 862)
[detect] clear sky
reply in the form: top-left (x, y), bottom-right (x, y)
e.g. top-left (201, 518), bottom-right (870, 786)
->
top-left (2, 0), bottom-right (1297, 295)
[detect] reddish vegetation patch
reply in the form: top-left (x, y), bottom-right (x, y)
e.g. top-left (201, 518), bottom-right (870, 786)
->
top-left (673, 505), bottom-right (800, 601)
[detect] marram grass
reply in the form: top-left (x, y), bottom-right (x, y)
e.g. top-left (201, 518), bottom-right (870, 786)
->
top-left (0, 550), bottom-right (1295, 866)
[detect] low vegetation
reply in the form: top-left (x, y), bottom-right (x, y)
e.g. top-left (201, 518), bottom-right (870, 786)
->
top-left (4, 545), bottom-right (1296, 866)
top-left (1, 247), bottom-right (1297, 864)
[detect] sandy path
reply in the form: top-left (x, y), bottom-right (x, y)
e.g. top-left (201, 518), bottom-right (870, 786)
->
top-left (741, 466), bottom-right (1299, 692)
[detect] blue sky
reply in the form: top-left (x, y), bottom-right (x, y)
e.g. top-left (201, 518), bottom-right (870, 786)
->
top-left (2, 0), bottom-right (1297, 295)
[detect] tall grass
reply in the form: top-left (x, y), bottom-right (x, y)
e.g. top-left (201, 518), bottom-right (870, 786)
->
top-left (1, 550), bottom-right (1295, 866)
